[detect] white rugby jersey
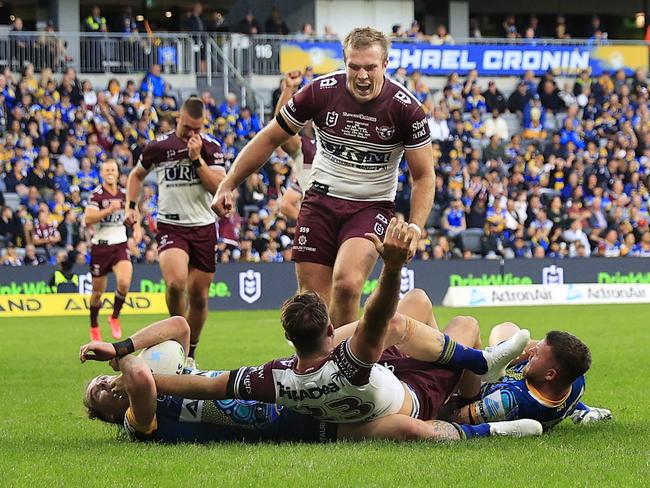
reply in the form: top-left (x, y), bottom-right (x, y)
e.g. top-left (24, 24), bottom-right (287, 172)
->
top-left (137, 132), bottom-right (224, 227)
top-left (280, 71), bottom-right (431, 201)
top-left (87, 185), bottom-right (127, 245)
top-left (227, 339), bottom-right (406, 423)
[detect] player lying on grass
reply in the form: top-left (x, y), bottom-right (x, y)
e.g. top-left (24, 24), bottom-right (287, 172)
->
top-left (438, 322), bottom-right (612, 430)
top-left (150, 218), bottom-right (532, 427)
top-left (81, 316), bottom-right (542, 442)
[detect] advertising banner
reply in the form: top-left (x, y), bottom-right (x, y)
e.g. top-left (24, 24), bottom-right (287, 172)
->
top-left (0, 293), bottom-right (168, 317)
top-left (1, 258), bottom-right (648, 313)
top-left (280, 40), bottom-right (648, 76)
top-left (442, 283), bottom-right (650, 307)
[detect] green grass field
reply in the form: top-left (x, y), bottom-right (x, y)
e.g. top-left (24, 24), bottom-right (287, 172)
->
top-left (1, 304), bottom-right (649, 487)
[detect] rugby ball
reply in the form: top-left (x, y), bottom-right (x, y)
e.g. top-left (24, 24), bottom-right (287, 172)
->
top-left (139, 340), bottom-right (185, 375)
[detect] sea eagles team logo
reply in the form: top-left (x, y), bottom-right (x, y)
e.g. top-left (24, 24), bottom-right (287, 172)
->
top-left (376, 125), bottom-right (395, 140)
top-left (399, 267), bottom-right (415, 298)
top-left (325, 111), bottom-right (339, 127)
top-left (239, 269), bottom-right (262, 304)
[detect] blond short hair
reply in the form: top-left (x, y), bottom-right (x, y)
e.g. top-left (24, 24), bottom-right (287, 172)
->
top-left (343, 27), bottom-right (390, 63)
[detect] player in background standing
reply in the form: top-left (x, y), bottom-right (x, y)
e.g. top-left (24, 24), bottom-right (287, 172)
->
top-left (85, 159), bottom-right (141, 341)
top-left (213, 27), bottom-right (435, 327)
top-left (274, 71), bottom-right (317, 221)
top-left (125, 97), bottom-right (225, 367)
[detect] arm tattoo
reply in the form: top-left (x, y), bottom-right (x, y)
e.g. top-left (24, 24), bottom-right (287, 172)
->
top-left (426, 420), bottom-right (462, 441)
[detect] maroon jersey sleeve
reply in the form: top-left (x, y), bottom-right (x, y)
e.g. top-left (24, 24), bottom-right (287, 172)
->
top-left (200, 134), bottom-right (225, 167)
top-left (138, 140), bottom-right (160, 171)
top-left (86, 187), bottom-right (101, 208)
top-left (279, 73), bottom-right (339, 128)
top-left (226, 361), bottom-right (278, 403)
top-left (401, 100), bottom-right (431, 150)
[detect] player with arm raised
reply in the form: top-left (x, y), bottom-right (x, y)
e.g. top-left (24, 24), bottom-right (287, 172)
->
top-left (81, 287), bottom-right (540, 442)
top-left (84, 159), bottom-right (141, 341)
top-left (213, 27), bottom-right (435, 327)
top-left (153, 218), bottom-right (532, 437)
top-left (125, 97), bottom-right (226, 366)
top-left (275, 71), bottom-right (317, 221)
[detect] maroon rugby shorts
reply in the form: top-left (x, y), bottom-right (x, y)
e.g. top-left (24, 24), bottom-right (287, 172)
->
top-left (156, 222), bottom-right (217, 273)
top-left (380, 346), bottom-right (462, 421)
top-left (292, 189), bottom-right (395, 267)
top-left (90, 242), bottom-right (130, 277)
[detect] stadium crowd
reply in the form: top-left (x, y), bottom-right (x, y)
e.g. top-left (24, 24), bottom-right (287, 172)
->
top-left (2, 48), bottom-right (650, 266)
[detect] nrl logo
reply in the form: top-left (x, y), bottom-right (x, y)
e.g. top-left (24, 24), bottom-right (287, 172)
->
top-left (239, 269), bottom-right (262, 304)
top-left (376, 125), bottom-right (395, 140)
top-left (325, 111), bottom-right (339, 127)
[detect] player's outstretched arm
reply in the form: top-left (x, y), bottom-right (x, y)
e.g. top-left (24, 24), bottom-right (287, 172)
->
top-left (213, 119), bottom-right (294, 216)
top-left (153, 371), bottom-right (230, 400)
top-left (405, 145), bottom-right (435, 259)
top-left (350, 218), bottom-right (410, 364)
top-left (275, 71), bottom-right (302, 155)
top-left (80, 316), bottom-right (190, 362)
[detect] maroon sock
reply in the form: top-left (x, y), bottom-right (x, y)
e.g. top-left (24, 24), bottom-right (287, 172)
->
top-left (112, 291), bottom-right (126, 318)
top-left (90, 305), bottom-right (100, 328)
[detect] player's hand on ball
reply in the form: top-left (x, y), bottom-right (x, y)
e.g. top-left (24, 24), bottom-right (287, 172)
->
top-left (124, 208), bottom-right (139, 227)
top-left (212, 181), bottom-right (234, 217)
top-left (365, 217), bottom-right (410, 269)
top-left (79, 341), bottom-right (116, 362)
top-left (188, 134), bottom-right (203, 161)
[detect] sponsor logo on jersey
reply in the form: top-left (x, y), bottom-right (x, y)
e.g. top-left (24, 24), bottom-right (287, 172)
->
top-left (325, 111), bottom-right (339, 127)
top-left (393, 91), bottom-right (412, 105)
top-left (320, 77), bottom-right (338, 88)
top-left (411, 118), bottom-right (428, 139)
top-left (287, 98), bottom-right (296, 111)
top-left (239, 269), bottom-right (262, 304)
top-left (163, 165), bottom-right (198, 182)
top-left (277, 381), bottom-right (341, 401)
top-left (166, 149), bottom-right (176, 160)
top-left (321, 140), bottom-right (391, 165)
top-left (376, 125), bottom-right (395, 140)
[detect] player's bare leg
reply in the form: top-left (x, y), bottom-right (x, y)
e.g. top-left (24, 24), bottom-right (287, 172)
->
top-left (89, 275), bottom-right (107, 341)
top-left (295, 262), bottom-right (332, 307)
top-left (108, 260), bottom-right (132, 339)
top-left (489, 321), bottom-right (537, 365)
top-left (159, 248), bottom-right (190, 318)
top-left (329, 237), bottom-right (379, 327)
top-left (338, 415), bottom-right (461, 441)
top-left (185, 266), bottom-right (214, 359)
top-left (395, 288), bottom-right (438, 329)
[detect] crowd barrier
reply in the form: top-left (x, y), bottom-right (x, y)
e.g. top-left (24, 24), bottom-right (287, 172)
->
top-left (0, 258), bottom-right (648, 316)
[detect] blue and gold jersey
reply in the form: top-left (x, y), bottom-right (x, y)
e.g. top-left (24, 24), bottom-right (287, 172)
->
top-left (472, 360), bottom-right (585, 431)
top-left (124, 368), bottom-right (335, 443)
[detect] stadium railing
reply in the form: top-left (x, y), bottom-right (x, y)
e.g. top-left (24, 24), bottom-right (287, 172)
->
top-left (0, 31), bottom-right (199, 75)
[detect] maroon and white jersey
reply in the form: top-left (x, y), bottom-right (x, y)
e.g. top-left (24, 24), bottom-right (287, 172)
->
top-left (280, 71), bottom-right (431, 201)
top-left (87, 185), bottom-right (127, 245)
top-left (227, 339), bottom-right (406, 423)
top-left (33, 219), bottom-right (59, 244)
top-left (137, 132), bottom-right (224, 226)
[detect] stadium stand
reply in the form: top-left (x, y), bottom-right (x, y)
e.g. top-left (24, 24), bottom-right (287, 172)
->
top-left (1, 13), bottom-right (650, 266)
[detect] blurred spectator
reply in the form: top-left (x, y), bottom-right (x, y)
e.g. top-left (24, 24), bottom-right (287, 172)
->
top-left (84, 6), bottom-right (108, 32)
top-left (483, 81), bottom-right (507, 113)
top-left (186, 3), bottom-right (205, 32)
top-left (265, 7), bottom-right (290, 35)
top-left (430, 25), bottom-right (454, 45)
top-left (140, 65), bottom-right (167, 100)
top-left (237, 10), bottom-right (263, 35)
